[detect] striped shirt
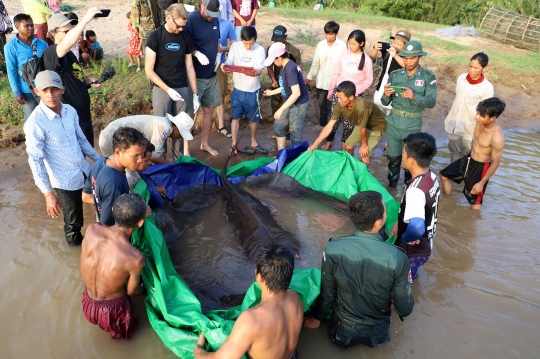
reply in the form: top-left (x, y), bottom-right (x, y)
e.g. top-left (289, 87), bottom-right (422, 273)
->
top-left (24, 101), bottom-right (101, 193)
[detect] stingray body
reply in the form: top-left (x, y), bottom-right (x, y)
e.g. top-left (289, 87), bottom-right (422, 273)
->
top-left (220, 154), bottom-right (301, 260)
top-left (155, 157), bottom-right (348, 259)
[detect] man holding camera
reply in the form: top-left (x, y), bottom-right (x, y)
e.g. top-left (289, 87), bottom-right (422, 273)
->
top-left (380, 40), bottom-right (437, 188)
top-left (369, 30), bottom-right (410, 92)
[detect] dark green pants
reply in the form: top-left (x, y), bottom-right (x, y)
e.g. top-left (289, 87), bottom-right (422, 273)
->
top-left (386, 122), bottom-right (421, 185)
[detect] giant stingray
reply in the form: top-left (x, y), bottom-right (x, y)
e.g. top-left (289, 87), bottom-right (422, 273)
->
top-left (154, 152), bottom-right (348, 261)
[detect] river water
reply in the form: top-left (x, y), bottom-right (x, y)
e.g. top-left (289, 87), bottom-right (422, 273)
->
top-left (1, 130), bottom-right (539, 358)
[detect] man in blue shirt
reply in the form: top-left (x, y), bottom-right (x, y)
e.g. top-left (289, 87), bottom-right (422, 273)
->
top-left (25, 70), bottom-right (101, 246)
top-left (83, 127), bottom-right (148, 226)
top-left (5, 13), bottom-right (48, 122)
top-left (187, 0), bottom-right (223, 156)
top-left (215, 17), bottom-right (237, 138)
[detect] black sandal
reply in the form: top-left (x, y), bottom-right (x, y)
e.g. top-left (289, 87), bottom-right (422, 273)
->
top-left (219, 127), bottom-right (232, 138)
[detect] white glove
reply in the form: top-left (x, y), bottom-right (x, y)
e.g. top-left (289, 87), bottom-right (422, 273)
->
top-left (167, 88), bottom-right (184, 102)
top-left (194, 51), bottom-right (209, 65)
top-left (214, 53), bottom-right (222, 72)
top-left (193, 94), bottom-right (200, 113)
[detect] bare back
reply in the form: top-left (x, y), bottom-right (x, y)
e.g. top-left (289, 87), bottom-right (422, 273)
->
top-left (207, 289), bottom-right (304, 359)
top-left (471, 122), bottom-right (505, 163)
top-left (80, 223), bottom-right (144, 301)
top-left (246, 290), bottom-right (303, 359)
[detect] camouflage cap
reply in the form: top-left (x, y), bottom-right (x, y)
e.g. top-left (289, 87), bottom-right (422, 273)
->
top-left (398, 40), bottom-right (427, 57)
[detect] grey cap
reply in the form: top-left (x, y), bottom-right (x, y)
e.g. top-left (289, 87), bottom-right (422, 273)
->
top-left (35, 70), bottom-right (63, 90)
top-left (47, 13), bottom-right (74, 31)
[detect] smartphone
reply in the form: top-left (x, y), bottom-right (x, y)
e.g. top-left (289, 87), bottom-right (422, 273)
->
top-left (94, 9), bottom-right (111, 17)
top-left (387, 85), bottom-right (405, 94)
top-left (378, 41), bottom-right (391, 51)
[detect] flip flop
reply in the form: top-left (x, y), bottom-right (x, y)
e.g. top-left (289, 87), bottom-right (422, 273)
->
top-left (251, 145), bottom-right (269, 154)
top-left (219, 127), bottom-right (232, 138)
top-left (238, 146), bottom-right (256, 155)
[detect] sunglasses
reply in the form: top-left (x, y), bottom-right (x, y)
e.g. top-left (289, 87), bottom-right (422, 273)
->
top-left (171, 17), bottom-right (186, 30)
top-left (55, 29), bottom-right (71, 34)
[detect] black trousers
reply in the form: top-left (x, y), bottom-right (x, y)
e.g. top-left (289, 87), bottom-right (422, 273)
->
top-left (316, 88), bottom-right (332, 127)
top-left (79, 120), bottom-right (94, 148)
top-left (55, 188), bottom-right (84, 246)
top-left (329, 311), bottom-right (390, 349)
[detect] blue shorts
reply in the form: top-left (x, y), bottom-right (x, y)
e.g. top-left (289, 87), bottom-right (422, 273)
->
top-left (231, 88), bottom-right (261, 122)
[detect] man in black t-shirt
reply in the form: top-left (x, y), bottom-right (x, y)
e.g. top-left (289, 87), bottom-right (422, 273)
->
top-left (43, 9), bottom-right (104, 147)
top-left (145, 3), bottom-right (198, 159)
top-left (83, 127), bottom-right (149, 226)
top-left (369, 30), bottom-right (410, 91)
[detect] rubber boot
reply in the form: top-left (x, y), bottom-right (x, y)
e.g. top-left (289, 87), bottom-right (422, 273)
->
top-left (387, 155), bottom-right (401, 188)
top-left (276, 136), bottom-right (287, 151)
top-left (404, 169), bottom-right (412, 184)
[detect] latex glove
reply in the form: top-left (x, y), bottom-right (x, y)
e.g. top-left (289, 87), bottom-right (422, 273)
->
top-left (167, 88), bottom-right (184, 102)
top-left (194, 51), bottom-right (209, 65)
top-left (214, 53), bottom-right (222, 72)
top-left (193, 94), bottom-right (200, 113)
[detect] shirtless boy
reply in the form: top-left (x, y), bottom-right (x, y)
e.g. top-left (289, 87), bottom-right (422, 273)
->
top-left (193, 243), bottom-right (304, 359)
top-left (80, 193), bottom-right (147, 339)
top-left (439, 97), bottom-right (506, 209)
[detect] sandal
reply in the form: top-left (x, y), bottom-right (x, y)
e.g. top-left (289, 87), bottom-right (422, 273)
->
top-left (251, 145), bottom-right (269, 154)
top-left (219, 127), bottom-right (232, 138)
top-left (238, 146), bottom-right (256, 155)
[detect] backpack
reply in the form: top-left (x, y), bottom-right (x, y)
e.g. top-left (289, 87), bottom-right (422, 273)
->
top-left (21, 42), bottom-right (66, 102)
top-left (20, 41), bottom-right (45, 101)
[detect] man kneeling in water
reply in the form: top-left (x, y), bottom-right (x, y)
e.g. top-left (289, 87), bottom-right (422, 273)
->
top-left (80, 193), bottom-right (146, 339)
top-left (194, 243), bottom-right (304, 359)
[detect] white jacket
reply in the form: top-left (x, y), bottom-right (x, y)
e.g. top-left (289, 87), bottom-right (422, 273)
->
top-left (306, 38), bottom-right (347, 90)
top-left (444, 73), bottom-right (494, 138)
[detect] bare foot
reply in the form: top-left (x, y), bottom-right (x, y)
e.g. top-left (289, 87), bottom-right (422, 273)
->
top-left (267, 134), bottom-right (277, 139)
top-left (321, 141), bottom-right (332, 150)
top-left (200, 145), bottom-right (219, 156)
top-left (183, 151), bottom-right (191, 157)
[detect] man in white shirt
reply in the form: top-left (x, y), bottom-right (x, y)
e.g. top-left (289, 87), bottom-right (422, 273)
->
top-left (221, 26), bottom-right (267, 154)
top-left (98, 112), bottom-right (194, 163)
top-left (24, 70), bottom-right (101, 246)
top-left (306, 21), bottom-right (346, 127)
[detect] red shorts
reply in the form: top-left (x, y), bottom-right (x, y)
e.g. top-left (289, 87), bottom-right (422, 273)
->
top-left (82, 288), bottom-right (134, 339)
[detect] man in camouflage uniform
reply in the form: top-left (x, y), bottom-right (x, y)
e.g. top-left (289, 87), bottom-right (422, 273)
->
top-left (266, 25), bottom-right (302, 118)
top-left (131, 0), bottom-right (156, 51)
top-left (381, 40), bottom-right (437, 187)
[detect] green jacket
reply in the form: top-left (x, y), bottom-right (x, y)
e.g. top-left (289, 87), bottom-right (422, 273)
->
top-left (314, 231), bottom-right (414, 327)
top-left (381, 65), bottom-right (437, 130)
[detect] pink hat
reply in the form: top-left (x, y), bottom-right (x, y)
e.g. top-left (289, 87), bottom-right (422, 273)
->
top-left (264, 42), bottom-right (287, 67)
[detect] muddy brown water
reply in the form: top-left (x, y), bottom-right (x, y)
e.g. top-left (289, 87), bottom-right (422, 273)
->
top-left (1, 130), bottom-right (539, 358)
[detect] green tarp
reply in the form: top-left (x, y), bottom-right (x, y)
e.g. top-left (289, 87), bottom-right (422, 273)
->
top-left (131, 150), bottom-right (399, 358)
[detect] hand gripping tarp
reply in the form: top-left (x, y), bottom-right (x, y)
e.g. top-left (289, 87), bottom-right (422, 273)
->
top-left (131, 142), bottom-right (399, 358)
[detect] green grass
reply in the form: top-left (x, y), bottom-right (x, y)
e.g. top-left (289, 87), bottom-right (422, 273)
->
top-left (414, 34), bottom-right (473, 52)
top-left (0, 77), bottom-right (24, 127)
top-left (259, 8), bottom-right (442, 33)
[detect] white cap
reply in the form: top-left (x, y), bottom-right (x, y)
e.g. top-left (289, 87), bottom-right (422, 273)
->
top-left (166, 112), bottom-right (194, 140)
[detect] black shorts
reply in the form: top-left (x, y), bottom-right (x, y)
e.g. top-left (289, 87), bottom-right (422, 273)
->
top-left (440, 155), bottom-right (491, 205)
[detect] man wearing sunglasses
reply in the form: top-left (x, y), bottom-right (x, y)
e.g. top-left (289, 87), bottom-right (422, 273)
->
top-left (42, 8), bottom-right (104, 146)
top-left (145, 3), bottom-right (198, 159)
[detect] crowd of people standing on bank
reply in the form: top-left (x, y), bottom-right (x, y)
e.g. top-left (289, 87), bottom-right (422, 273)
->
top-left (1, 1), bottom-right (509, 357)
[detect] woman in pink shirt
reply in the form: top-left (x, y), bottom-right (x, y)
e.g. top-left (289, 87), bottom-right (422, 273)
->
top-left (321, 29), bottom-right (373, 151)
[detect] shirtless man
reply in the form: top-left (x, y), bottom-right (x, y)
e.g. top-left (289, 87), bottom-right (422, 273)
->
top-left (193, 243), bottom-right (303, 359)
top-left (439, 97), bottom-right (506, 209)
top-left (80, 193), bottom-right (147, 339)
